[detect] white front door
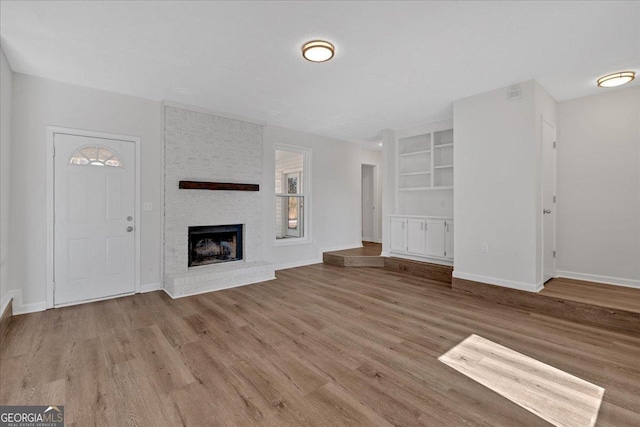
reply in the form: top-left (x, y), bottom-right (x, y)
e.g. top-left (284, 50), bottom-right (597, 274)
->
top-left (54, 133), bottom-right (136, 306)
top-left (542, 121), bottom-right (557, 283)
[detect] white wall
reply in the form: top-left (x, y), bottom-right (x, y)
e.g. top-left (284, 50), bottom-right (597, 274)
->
top-left (453, 81), bottom-right (545, 291)
top-left (380, 129), bottom-right (396, 255)
top-left (556, 86), bottom-right (640, 286)
top-left (0, 47), bottom-right (13, 313)
top-left (10, 74), bottom-right (163, 309)
top-left (262, 125), bottom-right (363, 269)
top-left (361, 148), bottom-right (383, 242)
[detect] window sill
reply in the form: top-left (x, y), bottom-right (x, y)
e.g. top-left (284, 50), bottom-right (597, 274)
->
top-left (274, 237), bottom-right (312, 247)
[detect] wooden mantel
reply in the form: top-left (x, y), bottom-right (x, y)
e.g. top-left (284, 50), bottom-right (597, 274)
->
top-left (179, 181), bottom-right (259, 191)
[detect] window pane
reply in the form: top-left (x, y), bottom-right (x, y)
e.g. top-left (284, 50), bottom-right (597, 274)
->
top-left (275, 148), bottom-right (306, 240)
top-left (276, 195), bottom-right (304, 239)
top-left (275, 150), bottom-right (304, 194)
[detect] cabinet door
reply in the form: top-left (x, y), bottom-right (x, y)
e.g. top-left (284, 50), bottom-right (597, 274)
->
top-left (407, 219), bottom-right (426, 255)
top-left (425, 220), bottom-right (445, 257)
top-left (390, 218), bottom-right (407, 252)
top-left (445, 221), bottom-right (454, 259)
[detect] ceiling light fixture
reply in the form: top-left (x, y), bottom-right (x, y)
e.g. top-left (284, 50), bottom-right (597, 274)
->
top-left (302, 40), bottom-right (335, 62)
top-left (596, 71), bottom-right (635, 88)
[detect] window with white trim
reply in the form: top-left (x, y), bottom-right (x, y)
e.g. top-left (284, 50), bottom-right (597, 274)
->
top-left (275, 146), bottom-right (310, 242)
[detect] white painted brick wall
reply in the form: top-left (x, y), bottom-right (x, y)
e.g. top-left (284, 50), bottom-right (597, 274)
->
top-left (163, 106), bottom-right (264, 275)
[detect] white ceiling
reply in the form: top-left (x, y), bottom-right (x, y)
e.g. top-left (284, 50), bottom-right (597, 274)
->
top-left (1, 1), bottom-right (638, 144)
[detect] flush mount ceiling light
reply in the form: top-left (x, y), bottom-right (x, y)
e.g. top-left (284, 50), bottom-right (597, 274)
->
top-left (302, 40), bottom-right (335, 62)
top-left (597, 71), bottom-right (635, 88)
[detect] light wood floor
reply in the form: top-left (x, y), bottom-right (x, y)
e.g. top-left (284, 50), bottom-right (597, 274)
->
top-left (323, 242), bottom-right (383, 267)
top-left (333, 241), bottom-right (382, 256)
top-left (542, 277), bottom-right (640, 314)
top-left (1, 264), bottom-right (639, 426)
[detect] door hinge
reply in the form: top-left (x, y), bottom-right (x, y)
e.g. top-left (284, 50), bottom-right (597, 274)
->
top-left (52, 145), bottom-right (55, 157)
top-left (553, 196), bottom-right (556, 203)
top-left (553, 141), bottom-right (556, 149)
top-left (553, 250), bottom-right (556, 258)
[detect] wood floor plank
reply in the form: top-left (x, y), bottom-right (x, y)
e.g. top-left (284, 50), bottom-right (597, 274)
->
top-left (1, 263), bottom-right (639, 426)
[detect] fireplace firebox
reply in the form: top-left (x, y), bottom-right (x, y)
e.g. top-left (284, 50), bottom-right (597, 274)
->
top-left (188, 224), bottom-right (243, 267)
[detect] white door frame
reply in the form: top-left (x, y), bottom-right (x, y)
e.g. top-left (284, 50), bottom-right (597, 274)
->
top-left (361, 163), bottom-right (378, 242)
top-left (46, 126), bottom-right (141, 308)
top-left (541, 117), bottom-right (557, 282)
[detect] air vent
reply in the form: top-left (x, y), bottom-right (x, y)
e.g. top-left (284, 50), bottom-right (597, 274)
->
top-left (506, 85), bottom-right (522, 101)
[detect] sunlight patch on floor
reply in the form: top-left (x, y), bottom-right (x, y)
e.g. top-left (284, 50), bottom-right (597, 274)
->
top-left (438, 334), bottom-right (604, 427)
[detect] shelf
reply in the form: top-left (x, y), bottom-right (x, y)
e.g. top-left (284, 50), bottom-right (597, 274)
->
top-left (434, 164), bottom-right (454, 169)
top-left (434, 143), bottom-right (454, 149)
top-left (432, 186), bottom-right (454, 190)
top-left (399, 171), bottom-right (431, 176)
top-left (399, 149), bottom-right (431, 157)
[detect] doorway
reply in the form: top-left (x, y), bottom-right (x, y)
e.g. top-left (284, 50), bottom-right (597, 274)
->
top-left (48, 128), bottom-right (140, 307)
top-left (362, 164), bottom-right (377, 242)
top-left (542, 119), bottom-right (557, 283)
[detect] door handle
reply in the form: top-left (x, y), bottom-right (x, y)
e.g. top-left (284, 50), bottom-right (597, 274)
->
top-left (543, 209), bottom-right (552, 214)
top-left (127, 226), bottom-right (134, 232)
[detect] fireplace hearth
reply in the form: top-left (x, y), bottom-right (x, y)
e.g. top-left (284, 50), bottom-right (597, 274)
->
top-left (188, 224), bottom-right (243, 267)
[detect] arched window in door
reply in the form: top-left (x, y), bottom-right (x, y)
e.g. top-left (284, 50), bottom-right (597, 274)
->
top-left (69, 146), bottom-right (124, 167)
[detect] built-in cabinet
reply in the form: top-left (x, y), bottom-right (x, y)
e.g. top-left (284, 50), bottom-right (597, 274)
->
top-left (388, 122), bottom-right (454, 265)
top-left (389, 215), bottom-right (453, 261)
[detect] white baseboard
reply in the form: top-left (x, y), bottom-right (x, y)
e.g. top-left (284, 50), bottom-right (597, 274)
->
top-left (141, 282), bottom-right (163, 293)
top-left (556, 270), bottom-right (640, 289)
top-left (273, 242), bottom-right (365, 272)
top-left (8, 289), bottom-right (47, 315)
top-left (363, 237), bottom-right (382, 243)
top-left (452, 271), bottom-right (543, 293)
top-left (275, 258), bottom-right (322, 271)
top-left (1, 291), bottom-right (15, 318)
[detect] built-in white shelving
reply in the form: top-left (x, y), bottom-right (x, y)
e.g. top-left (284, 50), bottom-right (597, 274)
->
top-left (397, 128), bottom-right (453, 191)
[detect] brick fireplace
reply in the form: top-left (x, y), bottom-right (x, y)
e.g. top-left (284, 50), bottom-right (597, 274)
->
top-left (163, 105), bottom-right (275, 297)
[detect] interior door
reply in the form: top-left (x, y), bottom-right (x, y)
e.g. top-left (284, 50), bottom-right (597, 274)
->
top-left (425, 220), bottom-right (445, 258)
top-left (542, 121), bottom-right (557, 282)
top-left (361, 165), bottom-right (375, 241)
top-left (54, 133), bottom-right (136, 306)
